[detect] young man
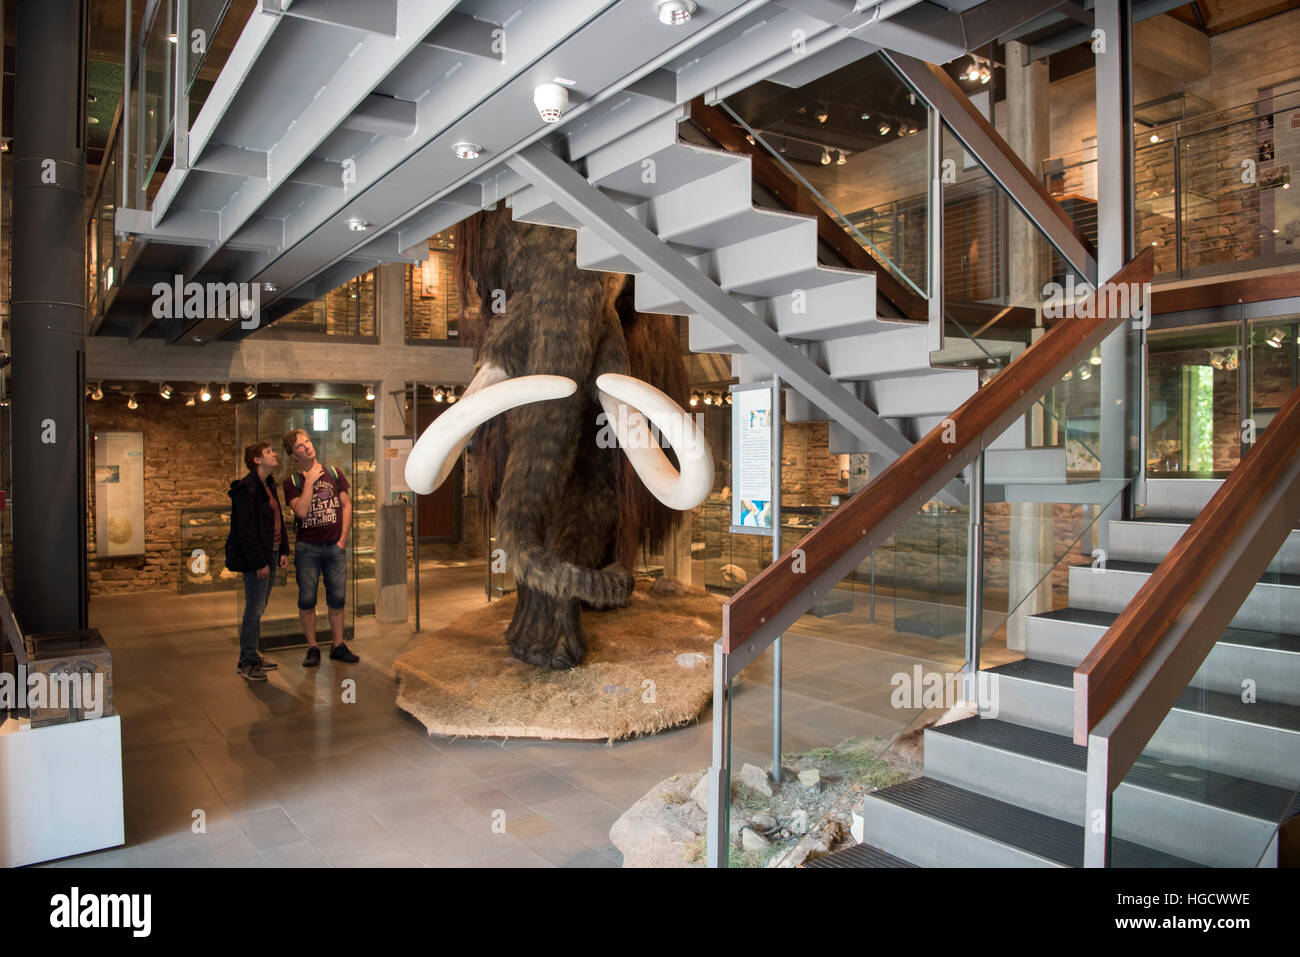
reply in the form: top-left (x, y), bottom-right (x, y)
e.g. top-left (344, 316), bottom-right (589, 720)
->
top-left (282, 429), bottom-right (360, 666)
top-left (226, 441), bottom-right (290, 681)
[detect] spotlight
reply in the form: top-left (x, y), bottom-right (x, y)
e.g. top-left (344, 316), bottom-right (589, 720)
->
top-left (245, 384), bottom-right (258, 400)
top-left (220, 384), bottom-right (232, 402)
top-left (689, 392), bottom-right (699, 407)
top-left (91, 382), bottom-right (103, 401)
top-left (433, 387), bottom-right (446, 402)
top-left (200, 384), bottom-right (212, 402)
top-left (657, 0), bottom-right (697, 25)
top-left (167, 33), bottom-right (177, 44)
top-left (820, 148), bottom-right (831, 166)
top-left (835, 149), bottom-right (847, 166)
top-left (1079, 366), bottom-right (1092, 381)
top-left (452, 142), bottom-right (482, 160)
top-left (185, 395), bottom-right (196, 407)
top-left (1089, 355), bottom-right (1102, 365)
top-left (365, 384), bottom-right (376, 401)
top-left (159, 382), bottom-right (173, 399)
top-left (877, 120), bottom-right (891, 136)
top-left (127, 394), bottom-right (138, 409)
top-left (815, 110), bottom-right (828, 124)
top-left (979, 65), bottom-right (991, 84)
top-left (447, 388), bottom-right (459, 405)
top-left (1150, 133), bottom-right (1160, 144)
top-left (1266, 328), bottom-right (1286, 349)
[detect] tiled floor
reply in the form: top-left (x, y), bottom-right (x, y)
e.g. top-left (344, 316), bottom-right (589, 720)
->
top-left (43, 564), bottom-right (998, 867)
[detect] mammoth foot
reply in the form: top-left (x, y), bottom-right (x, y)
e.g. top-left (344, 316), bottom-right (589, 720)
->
top-left (506, 586), bottom-right (587, 670)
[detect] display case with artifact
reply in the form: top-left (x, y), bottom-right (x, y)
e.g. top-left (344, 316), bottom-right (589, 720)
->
top-left (179, 505), bottom-right (247, 594)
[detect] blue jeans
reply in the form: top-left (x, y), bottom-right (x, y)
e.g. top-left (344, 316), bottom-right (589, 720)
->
top-left (240, 571), bottom-right (275, 666)
top-left (295, 541), bottom-right (348, 611)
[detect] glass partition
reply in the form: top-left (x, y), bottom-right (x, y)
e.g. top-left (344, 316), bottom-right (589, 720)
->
top-left (277, 272), bottom-right (377, 337)
top-left (718, 52), bottom-right (930, 300)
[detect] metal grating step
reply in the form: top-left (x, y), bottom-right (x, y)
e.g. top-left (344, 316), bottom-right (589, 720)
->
top-left (869, 778), bottom-right (1202, 867)
top-left (988, 658), bottom-right (1300, 731)
top-left (803, 843), bottom-right (917, 868)
top-left (932, 717), bottom-right (1299, 822)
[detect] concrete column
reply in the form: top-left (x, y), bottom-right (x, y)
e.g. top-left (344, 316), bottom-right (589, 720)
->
top-left (10, 0), bottom-right (88, 633)
top-left (1004, 41), bottom-right (1054, 652)
top-left (374, 264), bottom-right (408, 623)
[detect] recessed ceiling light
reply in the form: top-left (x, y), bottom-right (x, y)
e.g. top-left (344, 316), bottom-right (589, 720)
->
top-left (452, 142), bottom-right (481, 160)
top-left (657, 0), bottom-right (697, 25)
top-left (262, 282), bottom-right (277, 292)
top-left (346, 219), bottom-right (369, 232)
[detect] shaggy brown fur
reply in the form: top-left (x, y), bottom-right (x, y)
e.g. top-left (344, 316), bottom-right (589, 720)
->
top-left (452, 205), bottom-right (687, 669)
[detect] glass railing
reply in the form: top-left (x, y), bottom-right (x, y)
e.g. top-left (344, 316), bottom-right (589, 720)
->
top-left (275, 272), bottom-right (377, 338)
top-left (404, 234), bottom-right (468, 345)
top-left (717, 52), bottom-right (931, 302)
top-left (1044, 88), bottom-right (1300, 280)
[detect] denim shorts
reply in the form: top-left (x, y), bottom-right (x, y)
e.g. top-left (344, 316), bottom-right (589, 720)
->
top-left (294, 540), bottom-right (347, 610)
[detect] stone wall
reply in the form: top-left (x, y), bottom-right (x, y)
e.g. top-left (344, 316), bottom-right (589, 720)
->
top-left (85, 392), bottom-right (237, 595)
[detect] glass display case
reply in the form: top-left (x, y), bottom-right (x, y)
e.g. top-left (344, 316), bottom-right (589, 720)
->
top-left (886, 504), bottom-right (966, 638)
top-left (234, 399), bottom-right (357, 650)
top-left (179, 505), bottom-right (255, 594)
top-left (352, 410), bottom-right (377, 617)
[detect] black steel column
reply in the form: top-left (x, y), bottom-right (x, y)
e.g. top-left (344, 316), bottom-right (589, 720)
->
top-left (10, 0), bottom-right (89, 631)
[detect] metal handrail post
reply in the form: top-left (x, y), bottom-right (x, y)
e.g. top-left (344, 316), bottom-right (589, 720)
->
top-left (964, 452), bottom-right (984, 691)
top-left (771, 376), bottom-right (783, 786)
top-left (173, 0), bottom-right (189, 171)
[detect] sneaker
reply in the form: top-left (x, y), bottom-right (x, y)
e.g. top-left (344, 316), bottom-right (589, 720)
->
top-left (303, 645), bottom-right (321, 668)
top-left (238, 661), bottom-right (267, 682)
top-left (236, 655), bottom-right (279, 673)
top-left (329, 641), bottom-right (359, 663)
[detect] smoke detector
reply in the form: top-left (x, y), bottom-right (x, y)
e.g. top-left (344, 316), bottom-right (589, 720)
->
top-left (533, 83), bottom-right (569, 123)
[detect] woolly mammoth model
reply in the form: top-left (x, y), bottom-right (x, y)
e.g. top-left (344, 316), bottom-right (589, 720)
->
top-left (405, 205), bottom-right (712, 669)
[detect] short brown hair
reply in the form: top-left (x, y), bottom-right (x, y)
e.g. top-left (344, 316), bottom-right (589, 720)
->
top-left (282, 429), bottom-right (310, 458)
top-left (244, 441), bottom-right (273, 471)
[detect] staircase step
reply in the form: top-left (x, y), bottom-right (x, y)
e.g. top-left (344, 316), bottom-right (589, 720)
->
top-left (1144, 478), bottom-right (1222, 521)
top-left (860, 777), bottom-right (1200, 867)
top-left (687, 276), bottom-right (884, 353)
top-left (984, 658), bottom-right (1300, 789)
top-left (926, 717), bottom-right (1291, 866)
top-left (984, 448), bottom-right (1066, 485)
top-left (865, 369), bottom-right (979, 418)
top-left (1109, 519), bottom-right (1300, 576)
top-left (1025, 607), bottom-right (1300, 705)
top-left (1068, 560), bottom-right (1300, 632)
top-left (802, 842), bottom-right (917, 868)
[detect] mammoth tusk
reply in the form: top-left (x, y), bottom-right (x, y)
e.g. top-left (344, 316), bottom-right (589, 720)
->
top-left (405, 370), bottom-right (577, 494)
top-left (596, 373), bottom-right (713, 511)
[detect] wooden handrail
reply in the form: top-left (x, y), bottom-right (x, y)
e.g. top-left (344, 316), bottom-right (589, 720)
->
top-left (722, 247), bottom-right (1154, 655)
top-left (687, 99), bottom-right (929, 322)
top-left (1073, 381), bottom-right (1300, 745)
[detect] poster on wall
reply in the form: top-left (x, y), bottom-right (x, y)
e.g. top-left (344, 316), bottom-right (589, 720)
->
top-left (385, 438), bottom-right (413, 505)
top-left (94, 431), bottom-right (146, 558)
top-left (730, 380), bottom-right (775, 536)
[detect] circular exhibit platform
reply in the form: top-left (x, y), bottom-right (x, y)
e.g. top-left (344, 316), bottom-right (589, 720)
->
top-left (394, 579), bottom-right (722, 742)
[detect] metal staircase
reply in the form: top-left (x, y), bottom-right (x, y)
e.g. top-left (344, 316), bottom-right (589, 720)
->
top-left (510, 112), bottom-right (1000, 468)
top-left (842, 477), bottom-right (1300, 868)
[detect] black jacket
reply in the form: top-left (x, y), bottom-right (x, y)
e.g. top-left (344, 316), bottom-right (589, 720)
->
top-left (225, 471), bottom-right (290, 573)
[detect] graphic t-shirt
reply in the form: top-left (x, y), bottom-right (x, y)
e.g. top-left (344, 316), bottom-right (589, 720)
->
top-left (284, 465), bottom-right (349, 544)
